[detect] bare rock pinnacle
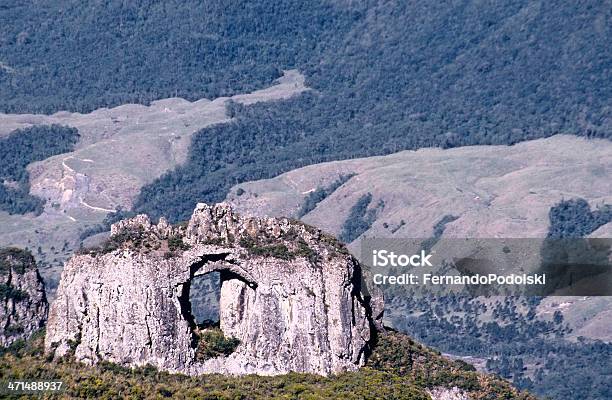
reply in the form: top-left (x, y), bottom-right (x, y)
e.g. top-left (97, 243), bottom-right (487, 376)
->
top-left (0, 248), bottom-right (48, 347)
top-left (45, 203), bottom-right (381, 376)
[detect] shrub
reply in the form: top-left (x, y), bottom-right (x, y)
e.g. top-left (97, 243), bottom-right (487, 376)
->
top-left (195, 328), bottom-right (240, 360)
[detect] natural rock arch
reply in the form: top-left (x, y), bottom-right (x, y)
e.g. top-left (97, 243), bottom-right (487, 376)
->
top-left (45, 203), bottom-right (382, 376)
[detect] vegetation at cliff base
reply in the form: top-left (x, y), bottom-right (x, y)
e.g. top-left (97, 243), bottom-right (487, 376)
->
top-left (195, 328), bottom-right (240, 361)
top-left (0, 125), bottom-right (79, 215)
top-left (0, 329), bottom-right (533, 399)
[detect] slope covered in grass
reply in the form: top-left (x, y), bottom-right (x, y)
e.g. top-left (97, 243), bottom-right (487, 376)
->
top-left (2, 1), bottom-right (610, 221)
top-left (0, 125), bottom-right (79, 215)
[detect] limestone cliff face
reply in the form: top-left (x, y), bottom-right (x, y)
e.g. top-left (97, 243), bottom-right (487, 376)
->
top-left (0, 248), bottom-right (48, 346)
top-left (45, 203), bottom-right (380, 376)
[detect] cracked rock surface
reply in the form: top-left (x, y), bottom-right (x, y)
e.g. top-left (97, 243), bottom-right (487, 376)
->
top-left (0, 248), bottom-right (48, 347)
top-left (45, 203), bottom-right (380, 376)
top-left (427, 387), bottom-right (469, 400)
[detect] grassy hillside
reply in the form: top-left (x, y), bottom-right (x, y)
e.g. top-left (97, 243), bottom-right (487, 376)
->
top-left (0, 125), bottom-right (79, 215)
top-left (128, 0), bottom-right (610, 222)
top-left (224, 135), bottom-right (612, 242)
top-left (2, 1), bottom-right (610, 221)
top-left (221, 137), bottom-right (612, 400)
top-left (0, 330), bottom-right (533, 399)
top-left (547, 198), bottom-right (612, 238)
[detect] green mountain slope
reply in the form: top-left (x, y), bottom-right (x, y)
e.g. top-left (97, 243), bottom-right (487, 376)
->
top-left (2, 1), bottom-right (610, 221)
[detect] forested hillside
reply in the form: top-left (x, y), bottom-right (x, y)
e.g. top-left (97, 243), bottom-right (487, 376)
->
top-left (385, 201), bottom-right (612, 400)
top-left (0, 125), bottom-right (79, 215)
top-left (3, 1), bottom-right (609, 130)
top-left (547, 198), bottom-right (612, 238)
top-left (3, 1), bottom-right (610, 221)
top-left (0, 0), bottom-right (349, 113)
top-left (392, 294), bottom-right (612, 400)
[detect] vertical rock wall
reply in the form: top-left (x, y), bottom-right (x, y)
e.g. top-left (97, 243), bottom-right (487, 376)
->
top-left (0, 248), bottom-right (48, 346)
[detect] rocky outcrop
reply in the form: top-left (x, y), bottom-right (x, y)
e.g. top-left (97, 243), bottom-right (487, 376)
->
top-left (427, 387), bottom-right (469, 400)
top-left (45, 203), bottom-right (380, 376)
top-left (0, 248), bottom-right (48, 347)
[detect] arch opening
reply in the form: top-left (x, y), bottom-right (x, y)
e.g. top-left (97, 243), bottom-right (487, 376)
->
top-left (179, 255), bottom-right (256, 362)
top-left (189, 272), bottom-right (221, 327)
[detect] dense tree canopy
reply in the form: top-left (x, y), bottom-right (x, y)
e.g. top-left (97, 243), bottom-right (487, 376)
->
top-left (547, 198), bottom-right (612, 238)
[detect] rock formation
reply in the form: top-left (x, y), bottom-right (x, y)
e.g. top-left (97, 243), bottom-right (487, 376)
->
top-left (0, 248), bottom-right (48, 346)
top-left (427, 387), bottom-right (469, 400)
top-left (45, 203), bottom-right (381, 376)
